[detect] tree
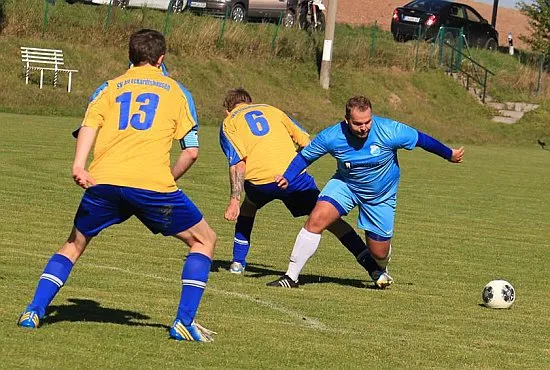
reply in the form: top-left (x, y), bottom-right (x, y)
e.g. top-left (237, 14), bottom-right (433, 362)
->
top-left (517, 1), bottom-right (550, 55)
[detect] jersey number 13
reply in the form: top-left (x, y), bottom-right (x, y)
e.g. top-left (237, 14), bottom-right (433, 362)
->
top-left (116, 92), bottom-right (160, 130)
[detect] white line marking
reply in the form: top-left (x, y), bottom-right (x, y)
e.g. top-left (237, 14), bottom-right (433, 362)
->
top-left (5, 248), bottom-right (337, 332)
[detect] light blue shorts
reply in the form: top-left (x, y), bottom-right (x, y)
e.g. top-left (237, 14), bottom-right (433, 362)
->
top-left (318, 178), bottom-right (396, 238)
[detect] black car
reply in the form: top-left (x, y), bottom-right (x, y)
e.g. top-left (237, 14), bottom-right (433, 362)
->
top-left (391, 0), bottom-right (499, 50)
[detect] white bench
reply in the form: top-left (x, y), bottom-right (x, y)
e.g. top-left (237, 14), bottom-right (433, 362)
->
top-left (20, 47), bottom-right (79, 93)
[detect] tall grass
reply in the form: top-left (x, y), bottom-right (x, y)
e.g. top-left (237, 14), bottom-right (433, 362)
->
top-left (0, 0), bottom-right (549, 145)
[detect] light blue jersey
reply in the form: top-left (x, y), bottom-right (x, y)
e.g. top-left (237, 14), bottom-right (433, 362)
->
top-left (301, 116), bottom-right (418, 203)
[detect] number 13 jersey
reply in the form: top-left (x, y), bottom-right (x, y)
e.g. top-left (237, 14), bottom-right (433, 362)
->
top-left (80, 65), bottom-right (198, 192)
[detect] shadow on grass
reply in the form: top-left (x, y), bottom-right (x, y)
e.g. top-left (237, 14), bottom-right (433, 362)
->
top-left (212, 259), bottom-right (370, 289)
top-left (44, 298), bottom-right (169, 329)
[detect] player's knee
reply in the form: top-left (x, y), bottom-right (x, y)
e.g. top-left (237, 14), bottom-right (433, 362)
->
top-left (208, 228), bottom-right (217, 248)
top-left (200, 224), bottom-right (217, 250)
top-left (305, 214), bottom-right (328, 233)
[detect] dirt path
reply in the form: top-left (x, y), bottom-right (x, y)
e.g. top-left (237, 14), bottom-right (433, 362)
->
top-left (330, 0), bottom-right (531, 49)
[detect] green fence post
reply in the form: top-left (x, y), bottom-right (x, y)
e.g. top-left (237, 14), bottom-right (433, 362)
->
top-left (536, 53), bottom-right (544, 96)
top-left (104, 0), bottom-right (113, 30)
top-left (42, 0), bottom-right (50, 38)
top-left (163, 0), bottom-right (175, 35)
top-left (217, 6), bottom-right (230, 48)
top-left (455, 27), bottom-right (464, 72)
top-left (369, 21), bottom-right (378, 58)
top-left (438, 27), bottom-right (445, 66)
top-left (271, 11), bottom-right (283, 53)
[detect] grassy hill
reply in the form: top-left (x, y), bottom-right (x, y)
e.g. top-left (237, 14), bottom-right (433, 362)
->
top-left (0, 0), bottom-right (549, 146)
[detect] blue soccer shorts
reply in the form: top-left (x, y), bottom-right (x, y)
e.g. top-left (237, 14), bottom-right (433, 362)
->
top-left (318, 178), bottom-right (396, 239)
top-left (74, 185), bottom-right (203, 237)
top-left (244, 172), bottom-right (319, 217)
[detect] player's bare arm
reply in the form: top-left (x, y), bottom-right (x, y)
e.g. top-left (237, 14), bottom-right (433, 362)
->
top-left (171, 147), bottom-right (199, 181)
top-left (72, 126), bottom-right (97, 189)
top-left (225, 160), bottom-right (246, 221)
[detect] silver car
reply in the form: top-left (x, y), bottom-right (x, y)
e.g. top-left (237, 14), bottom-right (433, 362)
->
top-left (78, 0), bottom-right (187, 12)
top-left (188, 0), bottom-right (298, 27)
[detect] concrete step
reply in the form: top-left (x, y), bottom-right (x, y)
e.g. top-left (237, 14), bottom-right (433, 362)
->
top-left (487, 102), bottom-right (506, 110)
top-left (498, 110), bottom-right (524, 119)
top-left (492, 116), bottom-right (519, 124)
top-left (504, 102), bottom-right (540, 112)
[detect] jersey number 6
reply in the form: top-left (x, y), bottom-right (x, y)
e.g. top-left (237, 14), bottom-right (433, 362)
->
top-left (244, 111), bottom-right (270, 136)
top-left (116, 92), bottom-right (160, 131)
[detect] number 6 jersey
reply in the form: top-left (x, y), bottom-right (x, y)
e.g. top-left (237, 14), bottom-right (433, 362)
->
top-left (219, 103), bottom-right (310, 185)
top-left (80, 65), bottom-right (198, 192)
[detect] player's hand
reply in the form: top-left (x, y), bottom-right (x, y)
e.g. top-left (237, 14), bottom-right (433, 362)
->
top-left (72, 167), bottom-right (96, 189)
top-left (450, 146), bottom-right (464, 163)
top-left (224, 200), bottom-right (240, 221)
top-left (274, 175), bottom-right (289, 190)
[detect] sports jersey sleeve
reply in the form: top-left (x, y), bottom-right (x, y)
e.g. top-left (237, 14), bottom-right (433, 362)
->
top-left (219, 121), bottom-right (245, 166)
top-left (81, 82), bottom-right (109, 129)
top-left (174, 82), bottom-right (199, 142)
top-left (300, 127), bottom-right (331, 162)
top-left (385, 119), bottom-right (419, 150)
top-left (281, 113), bottom-right (310, 148)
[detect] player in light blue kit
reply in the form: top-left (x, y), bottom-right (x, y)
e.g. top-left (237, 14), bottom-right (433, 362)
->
top-left (267, 96), bottom-right (464, 288)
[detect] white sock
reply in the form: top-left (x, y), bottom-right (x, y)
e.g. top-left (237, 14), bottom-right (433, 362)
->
top-left (285, 228), bottom-right (322, 282)
top-left (373, 244), bottom-right (392, 270)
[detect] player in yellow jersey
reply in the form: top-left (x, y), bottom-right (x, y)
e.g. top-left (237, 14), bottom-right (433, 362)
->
top-left (219, 88), bottom-right (381, 285)
top-left (18, 29), bottom-right (217, 342)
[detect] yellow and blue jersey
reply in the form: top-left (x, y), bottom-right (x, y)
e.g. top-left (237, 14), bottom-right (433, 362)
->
top-left (219, 104), bottom-right (310, 185)
top-left (80, 65), bottom-right (199, 192)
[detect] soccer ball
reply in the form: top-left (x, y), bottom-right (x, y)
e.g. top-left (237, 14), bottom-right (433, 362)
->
top-left (482, 280), bottom-right (515, 309)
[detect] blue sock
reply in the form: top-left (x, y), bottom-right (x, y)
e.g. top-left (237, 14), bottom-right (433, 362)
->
top-left (232, 215), bottom-right (255, 267)
top-left (28, 253), bottom-right (74, 318)
top-left (176, 252), bottom-right (212, 326)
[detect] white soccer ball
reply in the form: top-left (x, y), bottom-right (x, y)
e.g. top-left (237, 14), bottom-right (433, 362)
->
top-left (482, 279), bottom-right (515, 309)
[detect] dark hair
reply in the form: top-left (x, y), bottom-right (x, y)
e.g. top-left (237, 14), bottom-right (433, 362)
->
top-left (345, 96), bottom-right (372, 120)
top-left (128, 29), bottom-right (166, 66)
top-left (223, 88), bottom-right (252, 112)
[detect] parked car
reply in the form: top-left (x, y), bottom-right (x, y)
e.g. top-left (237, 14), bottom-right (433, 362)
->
top-left (70, 0), bottom-right (187, 12)
top-left (391, 0), bottom-right (499, 50)
top-left (188, 0), bottom-right (298, 27)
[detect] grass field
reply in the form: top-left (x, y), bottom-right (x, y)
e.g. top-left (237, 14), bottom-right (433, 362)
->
top-left (1, 113), bottom-right (549, 368)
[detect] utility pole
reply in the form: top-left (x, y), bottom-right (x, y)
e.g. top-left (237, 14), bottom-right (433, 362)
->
top-left (491, 0), bottom-right (499, 28)
top-left (320, 0), bottom-right (338, 89)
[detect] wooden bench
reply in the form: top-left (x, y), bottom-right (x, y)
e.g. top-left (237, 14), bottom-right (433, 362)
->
top-left (20, 47), bottom-right (79, 93)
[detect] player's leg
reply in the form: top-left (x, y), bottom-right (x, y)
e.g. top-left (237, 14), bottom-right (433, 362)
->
top-left (131, 187), bottom-right (217, 342)
top-left (230, 195), bottom-right (258, 274)
top-left (18, 227), bottom-right (93, 329)
top-left (365, 234), bottom-right (393, 289)
top-left (358, 196), bottom-right (396, 289)
top-left (282, 174), bottom-right (376, 275)
top-left (19, 185), bottom-right (127, 328)
top-left (268, 178), bottom-right (354, 287)
top-left (326, 219), bottom-right (380, 276)
top-left (170, 219), bottom-right (217, 342)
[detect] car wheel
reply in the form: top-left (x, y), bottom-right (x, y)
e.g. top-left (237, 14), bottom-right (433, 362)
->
top-left (314, 11), bottom-right (325, 32)
top-left (171, 0), bottom-right (185, 13)
top-left (282, 10), bottom-right (295, 28)
top-left (114, 0), bottom-right (128, 8)
top-left (485, 38), bottom-right (497, 51)
top-left (230, 4), bottom-right (247, 22)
